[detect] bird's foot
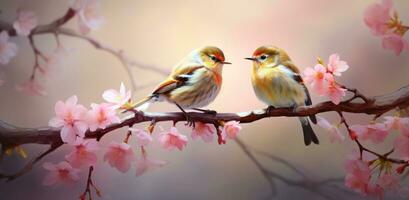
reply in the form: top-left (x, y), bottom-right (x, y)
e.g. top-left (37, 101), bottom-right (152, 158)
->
top-left (265, 106), bottom-right (276, 114)
top-left (183, 113), bottom-right (195, 128)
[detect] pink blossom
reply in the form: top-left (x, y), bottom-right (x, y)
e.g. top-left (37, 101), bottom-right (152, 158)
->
top-left (103, 141), bottom-right (135, 173)
top-left (221, 121), bottom-right (241, 140)
top-left (13, 10), bottom-right (37, 36)
top-left (158, 127), bottom-right (188, 151)
top-left (37, 48), bottom-right (67, 78)
top-left (191, 122), bottom-right (214, 143)
top-left (0, 31), bottom-right (18, 65)
top-left (16, 79), bottom-right (47, 96)
top-left (384, 116), bottom-right (409, 133)
top-left (316, 117), bottom-right (345, 143)
top-left (135, 156), bottom-right (167, 176)
top-left (48, 95), bottom-right (88, 144)
top-left (325, 76), bottom-right (347, 105)
top-left (394, 135), bottom-right (409, 160)
top-left (327, 54), bottom-right (349, 76)
top-left (344, 157), bottom-right (372, 195)
top-left (87, 103), bottom-right (120, 131)
top-left (129, 128), bottom-right (153, 146)
top-left (303, 64), bottom-right (333, 95)
top-left (363, 0), bottom-right (393, 36)
top-left (377, 173), bottom-right (400, 191)
top-left (42, 161), bottom-right (80, 186)
top-left (102, 82), bottom-right (132, 109)
top-left (350, 123), bottom-right (389, 144)
top-left (65, 138), bottom-right (99, 168)
top-left (71, 0), bottom-right (104, 35)
top-left (382, 33), bottom-right (409, 56)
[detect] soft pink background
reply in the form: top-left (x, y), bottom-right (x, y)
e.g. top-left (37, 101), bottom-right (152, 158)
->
top-left (1, 0), bottom-right (409, 199)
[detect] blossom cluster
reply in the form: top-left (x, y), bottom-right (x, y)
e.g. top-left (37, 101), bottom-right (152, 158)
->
top-left (364, 0), bottom-right (408, 55)
top-left (303, 54), bottom-right (349, 105)
top-left (43, 82), bottom-right (243, 186)
top-left (317, 115), bottom-right (409, 197)
top-left (0, 0), bottom-right (104, 94)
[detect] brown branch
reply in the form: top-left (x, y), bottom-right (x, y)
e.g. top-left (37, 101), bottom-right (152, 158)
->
top-left (80, 166), bottom-right (101, 200)
top-left (0, 84), bottom-right (408, 182)
top-left (0, 9), bottom-right (169, 92)
top-left (235, 137), bottom-right (277, 197)
top-left (1, 83), bottom-right (409, 147)
top-left (236, 137), bottom-right (353, 200)
top-left (0, 141), bottom-right (62, 181)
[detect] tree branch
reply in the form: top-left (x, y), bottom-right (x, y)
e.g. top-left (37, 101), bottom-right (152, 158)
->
top-left (1, 84), bottom-right (409, 147)
top-left (0, 84), bottom-right (408, 182)
top-left (0, 9), bottom-right (170, 92)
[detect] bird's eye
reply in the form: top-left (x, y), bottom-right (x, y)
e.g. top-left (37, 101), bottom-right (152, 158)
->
top-left (260, 55), bottom-right (267, 60)
top-left (210, 55), bottom-right (217, 61)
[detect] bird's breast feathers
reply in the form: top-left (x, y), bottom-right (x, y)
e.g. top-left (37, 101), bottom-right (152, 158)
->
top-left (252, 65), bottom-right (306, 107)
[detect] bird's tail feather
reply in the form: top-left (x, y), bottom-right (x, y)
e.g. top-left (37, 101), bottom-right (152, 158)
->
top-left (299, 117), bottom-right (319, 146)
top-left (309, 115), bottom-right (317, 124)
top-left (133, 95), bottom-right (154, 111)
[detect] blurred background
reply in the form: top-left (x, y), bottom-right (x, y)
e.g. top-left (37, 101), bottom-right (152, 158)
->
top-left (1, 0), bottom-right (409, 199)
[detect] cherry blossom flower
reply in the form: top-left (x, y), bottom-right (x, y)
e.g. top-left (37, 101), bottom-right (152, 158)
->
top-left (158, 127), bottom-right (188, 151)
top-left (37, 49), bottom-right (67, 78)
top-left (65, 138), bottom-right (99, 168)
top-left (13, 10), bottom-right (37, 36)
top-left (327, 54), bottom-right (349, 76)
top-left (129, 128), bottom-right (153, 146)
top-left (191, 122), bottom-right (214, 143)
top-left (221, 121), bottom-right (242, 140)
top-left (384, 116), bottom-right (409, 132)
top-left (363, 0), bottom-right (393, 36)
top-left (382, 33), bottom-right (409, 56)
top-left (325, 76), bottom-right (347, 105)
top-left (16, 79), bottom-right (47, 96)
top-left (87, 103), bottom-right (120, 131)
top-left (71, 0), bottom-right (104, 35)
top-left (42, 161), bottom-right (80, 186)
top-left (303, 64), bottom-right (333, 95)
top-left (103, 141), bottom-right (135, 173)
top-left (316, 117), bottom-right (345, 143)
top-left (102, 82), bottom-right (132, 109)
top-left (48, 95), bottom-right (88, 144)
top-left (344, 156), bottom-right (372, 195)
top-left (135, 156), bottom-right (167, 176)
top-left (0, 31), bottom-right (18, 65)
top-left (394, 135), bottom-right (409, 160)
top-left (377, 173), bottom-right (400, 191)
top-left (350, 123), bottom-right (389, 144)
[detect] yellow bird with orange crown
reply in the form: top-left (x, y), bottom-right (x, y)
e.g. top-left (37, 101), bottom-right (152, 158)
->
top-left (246, 45), bottom-right (319, 145)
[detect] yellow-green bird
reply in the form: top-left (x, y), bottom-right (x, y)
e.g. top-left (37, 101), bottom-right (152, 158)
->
top-left (246, 45), bottom-right (319, 145)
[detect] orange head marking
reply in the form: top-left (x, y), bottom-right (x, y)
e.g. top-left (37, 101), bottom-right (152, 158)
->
top-left (199, 46), bottom-right (230, 68)
top-left (246, 45), bottom-right (291, 68)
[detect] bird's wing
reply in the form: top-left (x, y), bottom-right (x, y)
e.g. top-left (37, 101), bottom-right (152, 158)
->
top-left (282, 60), bottom-right (300, 74)
top-left (292, 74), bottom-right (312, 106)
top-left (293, 73), bottom-right (317, 124)
top-left (152, 65), bottom-right (205, 95)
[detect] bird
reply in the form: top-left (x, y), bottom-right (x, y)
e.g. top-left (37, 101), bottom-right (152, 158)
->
top-left (245, 45), bottom-right (319, 145)
top-left (133, 46), bottom-right (230, 126)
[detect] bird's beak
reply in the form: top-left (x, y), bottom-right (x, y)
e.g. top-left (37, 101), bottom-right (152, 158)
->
top-left (221, 61), bottom-right (232, 64)
top-left (245, 57), bottom-right (256, 61)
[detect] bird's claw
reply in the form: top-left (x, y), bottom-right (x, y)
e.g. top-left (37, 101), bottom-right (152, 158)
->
top-left (184, 114), bottom-right (195, 128)
top-left (265, 106), bottom-right (275, 114)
